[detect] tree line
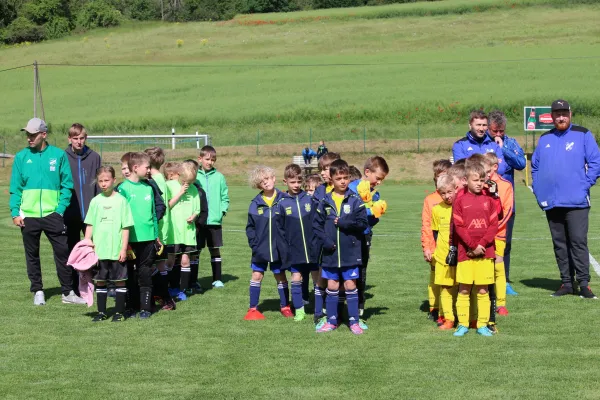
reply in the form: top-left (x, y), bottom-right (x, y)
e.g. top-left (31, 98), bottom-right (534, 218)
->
top-left (0, 0), bottom-right (429, 44)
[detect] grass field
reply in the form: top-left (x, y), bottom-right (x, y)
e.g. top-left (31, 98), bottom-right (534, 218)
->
top-left (2, 183), bottom-right (600, 399)
top-left (1, 0), bottom-right (600, 145)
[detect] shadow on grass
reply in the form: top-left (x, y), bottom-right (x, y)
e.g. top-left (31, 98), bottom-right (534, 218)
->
top-left (198, 273), bottom-right (239, 291)
top-left (520, 277), bottom-right (562, 292)
top-left (419, 300), bottom-right (430, 313)
top-left (363, 306), bottom-right (389, 320)
top-left (258, 298), bottom-right (286, 313)
top-left (45, 287), bottom-right (65, 302)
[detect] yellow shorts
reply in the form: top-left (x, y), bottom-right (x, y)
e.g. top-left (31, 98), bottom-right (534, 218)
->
top-left (434, 261), bottom-right (456, 286)
top-left (456, 258), bottom-right (494, 285)
top-left (495, 239), bottom-right (506, 257)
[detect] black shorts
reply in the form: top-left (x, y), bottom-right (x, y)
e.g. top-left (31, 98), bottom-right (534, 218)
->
top-left (197, 225), bottom-right (223, 249)
top-left (93, 260), bottom-right (128, 282)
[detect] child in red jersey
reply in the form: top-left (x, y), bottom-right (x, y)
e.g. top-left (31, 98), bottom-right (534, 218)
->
top-left (451, 162), bottom-right (498, 337)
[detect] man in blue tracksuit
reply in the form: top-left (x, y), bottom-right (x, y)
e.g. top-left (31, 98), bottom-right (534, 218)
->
top-left (487, 110), bottom-right (526, 295)
top-left (532, 99), bottom-right (600, 299)
top-left (302, 147), bottom-right (317, 166)
top-left (452, 111), bottom-right (507, 176)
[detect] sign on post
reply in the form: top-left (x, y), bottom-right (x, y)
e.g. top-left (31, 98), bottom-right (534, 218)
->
top-left (524, 106), bottom-right (553, 131)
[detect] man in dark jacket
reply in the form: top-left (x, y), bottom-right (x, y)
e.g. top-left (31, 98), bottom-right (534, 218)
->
top-left (64, 123), bottom-right (101, 253)
top-left (532, 99), bottom-right (600, 299)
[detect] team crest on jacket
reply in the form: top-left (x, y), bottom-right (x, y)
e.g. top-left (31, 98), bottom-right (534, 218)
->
top-left (49, 158), bottom-right (57, 171)
top-left (285, 207), bottom-right (292, 215)
top-left (343, 204), bottom-right (351, 214)
top-left (304, 203), bottom-right (311, 212)
top-left (258, 208), bottom-right (264, 215)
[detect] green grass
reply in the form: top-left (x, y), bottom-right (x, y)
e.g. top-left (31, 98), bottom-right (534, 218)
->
top-left (1, 1), bottom-right (600, 144)
top-left (2, 184), bottom-right (600, 399)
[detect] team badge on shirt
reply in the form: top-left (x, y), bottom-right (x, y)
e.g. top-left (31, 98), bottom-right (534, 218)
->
top-left (304, 203), bottom-right (311, 212)
top-left (258, 208), bottom-right (264, 215)
top-left (285, 207), bottom-right (292, 215)
top-left (49, 158), bottom-right (57, 172)
top-left (343, 204), bottom-right (351, 215)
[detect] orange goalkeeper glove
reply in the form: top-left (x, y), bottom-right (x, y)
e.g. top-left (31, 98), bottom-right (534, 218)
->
top-left (371, 200), bottom-right (387, 218)
top-left (356, 180), bottom-right (373, 204)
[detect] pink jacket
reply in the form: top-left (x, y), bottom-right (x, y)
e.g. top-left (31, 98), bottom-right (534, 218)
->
top-left (67, 239), bottom-right (98, 307)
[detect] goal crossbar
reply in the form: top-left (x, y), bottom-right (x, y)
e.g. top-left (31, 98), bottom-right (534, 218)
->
top-left (87, 134), bottom-right (210, 150)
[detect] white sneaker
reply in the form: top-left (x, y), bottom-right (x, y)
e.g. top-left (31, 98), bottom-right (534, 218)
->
top-left (34, 290), bottom-right (46, 306)
top-left (62, 290), bottom-right (86, 305)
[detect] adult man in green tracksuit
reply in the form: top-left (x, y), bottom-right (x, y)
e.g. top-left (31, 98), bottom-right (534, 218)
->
top-left (196, 146), bottom-right (229, 288)
top-left (9, 118), bottom-right (86, 306)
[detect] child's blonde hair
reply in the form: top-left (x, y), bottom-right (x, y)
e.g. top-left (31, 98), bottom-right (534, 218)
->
top-left (436, 174), bottom-right (455, 190)
top-left (163, 162), bottom-right (181, 179)
top-left (181, 160), bottom-right (198, 183)
top-left (304, 174), bottom-right (322, 191)
top-left (249, 166), bottom-right (275, 190)
top-left (448, 160), bottom-right (466, 181)
top-left (483, 152), bottom-right (499, 167)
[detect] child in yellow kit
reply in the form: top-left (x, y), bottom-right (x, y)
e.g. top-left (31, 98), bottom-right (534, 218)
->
top-left (430, 174), bottom-right (458, 330)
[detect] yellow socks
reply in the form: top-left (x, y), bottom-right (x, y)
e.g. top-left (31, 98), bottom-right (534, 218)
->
top-left (477, 292), bottom-right (491, 328)
top-left (495, 261), bottom-right (507, 307)
top-left (456, 292), bottom-right (470, 327)
top-left (428, 270), bottom-right (441, 314)
top-left (440, 287), bottom-right (455, 322)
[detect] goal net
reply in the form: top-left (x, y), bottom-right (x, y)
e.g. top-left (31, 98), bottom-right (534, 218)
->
top-left (86, 133), bottom-right (211, 166)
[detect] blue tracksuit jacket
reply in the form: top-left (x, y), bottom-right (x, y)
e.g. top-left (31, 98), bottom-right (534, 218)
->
top-left (491, 133), bottom-right (526, 186)
top-left (246, 189), bottom-right (287, 264)
top-left (452, 132), bottom-right (507, 176)
top-left (277, 191), bottom-right (318, 265)
top-left (347, 179), bottom-right (380, 235)
top-left (532, 124), bottom-right (600, 211)
top-left (313, 190), bottom-right (368, 268)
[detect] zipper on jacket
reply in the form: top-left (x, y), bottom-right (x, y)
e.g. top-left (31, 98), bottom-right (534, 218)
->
top-left (78, 157), bottom-right (85, 218)
top-left (268, 205), bottom-right (273, 262)
top-left (296, 196), bottom-right (309, 263)
top-left (39, 152), bottom-right (43, 217)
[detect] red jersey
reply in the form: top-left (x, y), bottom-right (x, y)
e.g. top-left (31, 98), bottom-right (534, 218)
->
top-left (452, 191), bottom-right (498, 262)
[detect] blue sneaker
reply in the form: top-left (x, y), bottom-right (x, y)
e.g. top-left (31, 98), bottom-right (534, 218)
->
top-left (477, 326), bottom-right (494, 337)
top-left (506, 283), bottom-right (518, 296)
top-left (176, 291), bottom-right (187, 301)
top-left (212, 280), bottom-right (224, 288)
top-left (139, 310), bottom-right (152, 319)
top-left (453, 325), bottom-right (469, 337)
top-left (168, 288), bottom-right (180, 298)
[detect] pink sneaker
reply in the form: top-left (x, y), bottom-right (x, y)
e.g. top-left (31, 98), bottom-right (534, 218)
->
top-left (350, 323), bottom-right (364, 335)
top-left (316, 322), bottom-right (337, 333)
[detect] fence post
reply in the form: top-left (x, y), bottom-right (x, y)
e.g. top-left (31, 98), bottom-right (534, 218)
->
top-left (171, 128), bottom-right (176, 150)
top-left (100, 141), bottom-right (103, 159)
top-left (2, 139), bottom-right (5, 168)
top-left (309, 127), bottom-right (312, 149)
top-left (417, 124), bottom-right (420, 153)
top-left (256, 129), bottom-right (260, 155)
top-left (196, 131), bottom-right (200, 149)
top-left (525, 131), bottom-right (528, 153)
top-left (363, 127), bottom-right (366, 153)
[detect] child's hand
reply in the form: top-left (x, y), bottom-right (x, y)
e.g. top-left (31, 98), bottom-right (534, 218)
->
top-left (334, 217), bottom-right (339, 226)
top-left (187, 214), bottom-right (197, 223)
top-left (180, 183), bottom-right (189, 194)
top-left (423, 250), bottom-right (432, 262)
top-left (371, 200), bottom-right (387, 218)
top-left (357, 180), bottom-right (372, 203)
top-left (118, 248), bottom-right (127, 263)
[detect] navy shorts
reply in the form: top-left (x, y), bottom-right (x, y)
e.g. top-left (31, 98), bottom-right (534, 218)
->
top-left (289, 263), bottom-right (318, 273)
top-left (321, 266), bottom-right (360, 281)
top-left (251, 262), bottom-right (287, 274)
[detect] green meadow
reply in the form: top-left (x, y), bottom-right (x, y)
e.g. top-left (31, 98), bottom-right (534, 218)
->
top-left (1, 0), bottom-right (600, 150)
top-left (1, 184), bottom-right (600, 399)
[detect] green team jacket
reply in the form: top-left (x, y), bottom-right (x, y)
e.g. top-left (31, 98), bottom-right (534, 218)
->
top-left (10, 144), bottom-right (73, 218)
top-left (196, 167), bottom-right (229, 225)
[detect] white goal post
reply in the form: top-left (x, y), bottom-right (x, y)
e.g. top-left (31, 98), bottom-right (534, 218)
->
top-left (87, 133), bottom-right (211, 150)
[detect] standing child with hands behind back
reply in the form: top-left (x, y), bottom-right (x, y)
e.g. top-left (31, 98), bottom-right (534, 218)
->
top-left (85, 166), bottom-right (133, 322)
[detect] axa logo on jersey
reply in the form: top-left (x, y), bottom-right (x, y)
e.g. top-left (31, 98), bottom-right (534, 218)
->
top-left (468, 218), bottom-right (488, 229)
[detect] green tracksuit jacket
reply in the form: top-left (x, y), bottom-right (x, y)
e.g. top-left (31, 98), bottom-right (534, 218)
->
top-left (9, 144), bottom-right (73, 218)
top-left (196, 167), bottom-right (229, 225)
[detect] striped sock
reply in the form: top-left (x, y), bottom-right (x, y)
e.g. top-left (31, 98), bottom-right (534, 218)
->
top-left (180, 266), bottom-right (191, 291)
top-left (115, 287), bottom-right (127, 314)
top-left (249, 280), bottom-right (261, 308)
top-left (211, 257), bottom-right (222, 282)
top-left (314, 286), bottom-right (325, 317)
top-left (326, 289), bottom-right (339, 326)
top-left (346, 288), bottom-right (359, 326)
top-left (277, 282), bottom-right (289, 308)
top-left (96, 287), bottom-right (108, 314)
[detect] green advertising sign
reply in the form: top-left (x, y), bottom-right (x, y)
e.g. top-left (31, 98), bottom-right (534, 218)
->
top-left (524, 106), bottom-right (554, 131)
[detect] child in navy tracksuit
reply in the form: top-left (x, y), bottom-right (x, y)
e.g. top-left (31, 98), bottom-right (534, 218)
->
top-left (313, 159), bottom-right (368, 335)
top-left (244, 166), bottom-right (291, 320)
top-left (278, 164), bottom-right (319, 322)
